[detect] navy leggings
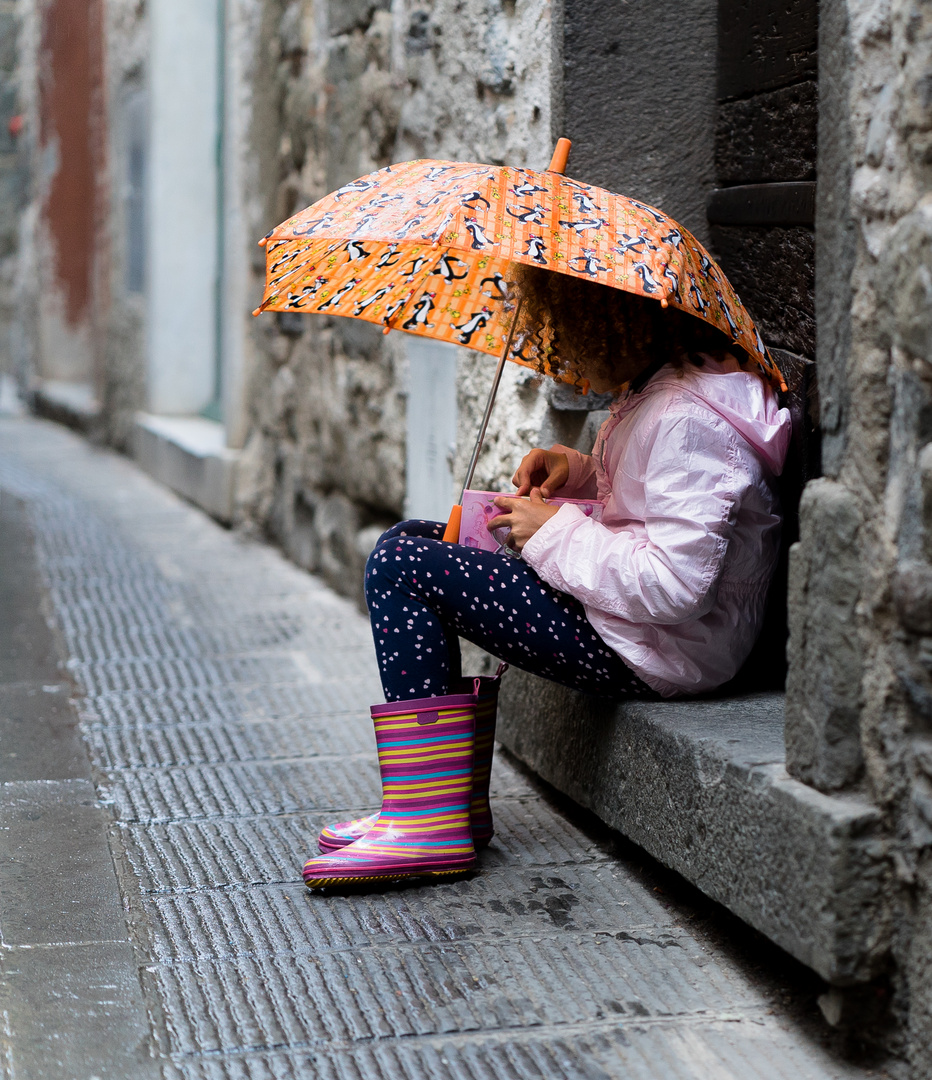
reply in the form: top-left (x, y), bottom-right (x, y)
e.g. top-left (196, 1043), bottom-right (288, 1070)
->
top-left (364, 520), bottom-right (660, 703)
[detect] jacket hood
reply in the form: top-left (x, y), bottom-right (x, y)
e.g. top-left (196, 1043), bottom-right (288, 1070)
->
top-left (620, 361), bottom-right (792, 476)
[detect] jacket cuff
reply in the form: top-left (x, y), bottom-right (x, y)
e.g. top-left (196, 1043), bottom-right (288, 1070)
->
top-left (522, 501), bottom-right (587, 568)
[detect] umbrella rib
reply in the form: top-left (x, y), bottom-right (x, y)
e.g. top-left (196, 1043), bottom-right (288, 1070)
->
top-left (460, 297), bottom-right (524, 499)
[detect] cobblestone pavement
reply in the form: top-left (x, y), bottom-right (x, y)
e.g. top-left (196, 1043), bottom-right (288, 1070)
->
top-left (0, 417), bottom-right (877, 1080)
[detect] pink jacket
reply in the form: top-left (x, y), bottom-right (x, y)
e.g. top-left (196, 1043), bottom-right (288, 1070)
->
top-left (521, 359), bottom-right (792, 697)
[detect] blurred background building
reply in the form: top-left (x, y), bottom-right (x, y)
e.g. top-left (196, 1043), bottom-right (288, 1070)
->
top-left (4, 0), bottom-right (932, 1071)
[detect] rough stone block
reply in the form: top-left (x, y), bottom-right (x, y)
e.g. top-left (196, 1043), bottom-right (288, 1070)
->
top-left (563, 0), bottom-right (716, 245)
top-left (497, 672), bottom-right (890, 985)
top-left (716, 81), bottom-right (818, 183)
top-left (785, 479), bottom-right (864, 790)
top-left (709, 224), bottom-right (815, 357)
top-left (328, 0), bottom-right (391, 38)
top-left (878, 195), bottom-right (932, 361)
top-left (717, 0), bottom-right (818, 100)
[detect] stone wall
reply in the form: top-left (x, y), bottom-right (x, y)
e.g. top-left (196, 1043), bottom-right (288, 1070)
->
top-left (233, 0), bottom-right (557, 602)
top-left (97, 0), bottom-right (147, 449)
top-left (785, 0), bottom-right (932, 1067)
top-left (0, 0), bottom-right (28, 390)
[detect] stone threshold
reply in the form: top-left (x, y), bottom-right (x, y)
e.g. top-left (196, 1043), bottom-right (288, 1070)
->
top-left (497, 670), bottom-right (891, 987)
top-left (32, 379), bottom-right (100, 433)
top-left (132, 412), bottom-right (240, 524)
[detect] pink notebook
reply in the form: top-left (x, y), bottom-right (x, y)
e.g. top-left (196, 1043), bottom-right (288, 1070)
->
top-left (458, 489), bottom-right (604, 555)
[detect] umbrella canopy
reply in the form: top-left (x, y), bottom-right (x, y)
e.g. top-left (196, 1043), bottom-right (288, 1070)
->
top-left (254, 156), bottom-right (785, 391)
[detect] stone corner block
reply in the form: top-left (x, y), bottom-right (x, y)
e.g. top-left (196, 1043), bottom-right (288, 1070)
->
top-left (785, 477), bottom-right (864, 790)
top-left (132, 413), bottom-right (239, 523)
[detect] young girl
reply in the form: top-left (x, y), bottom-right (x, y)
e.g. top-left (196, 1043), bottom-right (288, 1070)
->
top-left (302, 265), bottom-right (791, 889)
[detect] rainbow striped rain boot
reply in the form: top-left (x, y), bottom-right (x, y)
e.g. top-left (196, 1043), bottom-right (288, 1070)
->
top-left (302, 690), bottom-right (479, 888)
top-left (316, 664), bottom-right (506, 855)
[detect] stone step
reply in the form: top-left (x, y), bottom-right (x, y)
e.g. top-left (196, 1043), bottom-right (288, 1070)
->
top-left (498, 671), bottom-right (890, 986)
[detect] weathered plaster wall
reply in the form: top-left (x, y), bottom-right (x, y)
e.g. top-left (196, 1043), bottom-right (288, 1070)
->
top-left (785, 0), bottom-right (932, 1067)
top-left (97, 0), bottom-right (147, 448)
top-left (233, 0), bottom-right (557, 602)
top-left (8, 0), bottom-right (146, 444)
top-left (0, 0), bottom-right (27, 391)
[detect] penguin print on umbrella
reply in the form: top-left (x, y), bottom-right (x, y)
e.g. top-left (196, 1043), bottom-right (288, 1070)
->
top-left (480, 273), bottom-right (509, 300)
top-left (452, 307), bottom-right (493, 345)
top-left (256, 157), bottom-right (785, 389)
top-left (687, 274), bottom-right (710, 315)
top-left (416, 190), bottom-right (452, 208)
top-left (506, 203), bottom-right (548, 226)
top-left (354, 283), bottom-right (397, 316)
top-left (572, 190), bottom-right (603, 215)
top-left (511, 181), bottom-right (547, 198)
top-left (523, 235), bottom-right (548, 265)
top-left (318, 278), bottom-right (361, 311)
top-left (402, 293), bottom-right (436, 330)
top-left (344, 240), bottom-right (372, 261)
top-left (662, 265), bottom-right (681, 303)
top-left (570, 247), bottom-right (611, 276)
top-left (284, 276), bottom-right (329, 309)
top-left (464, 218), bottom-right (494, 250)
top-left (433, 254), bottom-right (470, 282)
top-left (633, 261), bottom-right (662, 293)
top-left (614, 231), bottom-right (656, 257)
top-left (376, 245), bottom-right (403, 269)
top-left (333, 177), bottom-right (379, 199)
top-left (459, 190), bottom-right (492, 210)
top-left (559, 217), bottom-right (609, 236)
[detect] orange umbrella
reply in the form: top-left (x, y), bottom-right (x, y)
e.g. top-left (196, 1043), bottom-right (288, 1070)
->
top-left (254, 139), bottom-right (784, 539)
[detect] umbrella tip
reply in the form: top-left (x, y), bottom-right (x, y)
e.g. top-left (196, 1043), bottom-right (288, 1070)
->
top-left (547, 138), bottom-right (572, 175)
top-left (258, 236), bottom-right (268, 247)
top-left (660, 297), bottom-right (669, 309)
top-left (251, 306), bottom-right (263, 317)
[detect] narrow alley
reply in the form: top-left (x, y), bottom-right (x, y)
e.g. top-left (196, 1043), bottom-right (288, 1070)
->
top-left (0, 416), bottom-right (874, 1079)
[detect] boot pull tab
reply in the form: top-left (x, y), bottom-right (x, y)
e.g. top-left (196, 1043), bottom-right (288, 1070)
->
top-left (494, 661), bottom-right (509, 681)
top-left (416, 709), bottom-right (440, 726)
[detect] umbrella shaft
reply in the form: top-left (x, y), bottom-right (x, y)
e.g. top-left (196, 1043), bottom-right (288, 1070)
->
top-left (461, 298), bottom-right (523, 499)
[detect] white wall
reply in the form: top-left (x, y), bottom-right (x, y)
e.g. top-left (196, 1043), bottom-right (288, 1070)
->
top-left (405, 337), bottom-right (459, 522)
top-left (145, 0), bottom-right (221, 415)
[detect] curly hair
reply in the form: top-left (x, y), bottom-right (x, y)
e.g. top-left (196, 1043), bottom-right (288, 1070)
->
top-left (510, 263), bottom-right (746, 390)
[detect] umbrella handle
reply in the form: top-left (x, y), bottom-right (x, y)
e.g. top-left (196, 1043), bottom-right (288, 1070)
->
top-left (548, 138), bottom-right (572, 174)
top-left (442, 504), bottom-right (462, 543)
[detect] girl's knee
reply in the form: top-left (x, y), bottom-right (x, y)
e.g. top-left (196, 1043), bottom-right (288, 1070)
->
top-left (376, 519), bottom-right (443, 545)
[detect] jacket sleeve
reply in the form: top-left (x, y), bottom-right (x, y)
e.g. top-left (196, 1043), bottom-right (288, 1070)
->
top-left (523, 413), bottom-right (740, 625)
top-left (548, 444), bottom-right (598, 499)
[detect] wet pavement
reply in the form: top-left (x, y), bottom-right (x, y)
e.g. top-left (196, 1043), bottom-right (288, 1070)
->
top-left (0, 417), bottom-right (878, 1079)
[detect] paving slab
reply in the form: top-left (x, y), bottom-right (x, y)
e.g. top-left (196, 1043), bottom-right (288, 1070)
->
top-left (0, 485), bottom-right (157, 1080)
top-left (0, 418), bottom-right (878, 1079)
top-left (0, 943), bottom-right (159, 1080)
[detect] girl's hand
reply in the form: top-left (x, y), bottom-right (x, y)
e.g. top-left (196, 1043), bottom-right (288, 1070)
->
top-left (488, 489), bottom-right (560, 553)
top-left (512, 449), bottom-right (569, 497)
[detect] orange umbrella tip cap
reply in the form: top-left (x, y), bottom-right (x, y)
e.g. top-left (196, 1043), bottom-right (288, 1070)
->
top-left (258, 236), bottom-right (268, 247)
top-left (547, 138), bottom-right (572, 175)
top-left (251, 306), bottom-right (263, 317)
